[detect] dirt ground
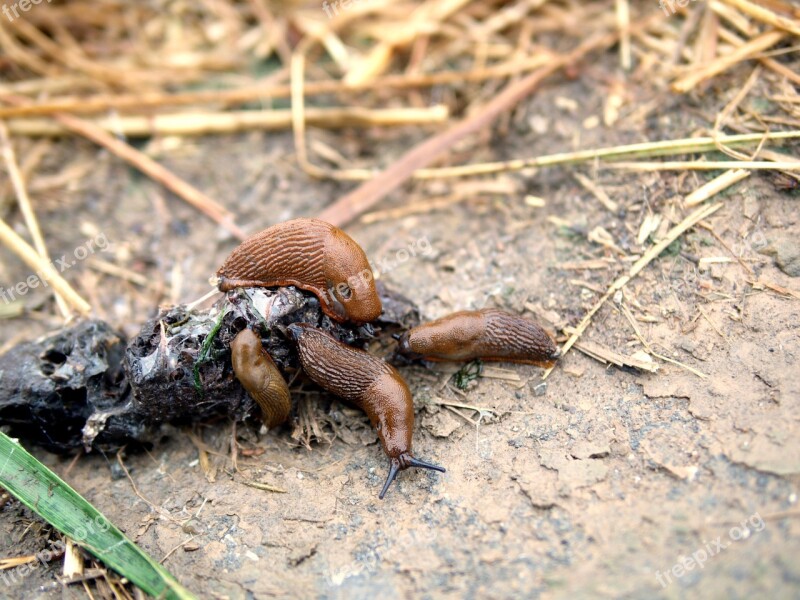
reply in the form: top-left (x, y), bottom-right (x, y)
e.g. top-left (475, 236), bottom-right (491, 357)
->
top-left (1, 46), bottom-right (799, 600)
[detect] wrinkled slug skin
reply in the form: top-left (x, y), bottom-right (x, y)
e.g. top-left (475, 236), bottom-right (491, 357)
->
top-left (231, 329), bottom-right (291, 429)
top-left (398, 308), bottom-right (560, 365)
top-left (216, 218), bottom-right (382, 323)
top-left (288, 323), bottom-right (413, 459)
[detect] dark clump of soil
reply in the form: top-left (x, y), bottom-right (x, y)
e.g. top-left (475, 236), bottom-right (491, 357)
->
top-left (0, 283), bottom-right (420, 453)
top-left (0, 319), bottom-right (130, 453)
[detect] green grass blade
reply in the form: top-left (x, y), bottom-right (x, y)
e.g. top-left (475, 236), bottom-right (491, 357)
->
top-left (0, 433), bottom-right (197, 600)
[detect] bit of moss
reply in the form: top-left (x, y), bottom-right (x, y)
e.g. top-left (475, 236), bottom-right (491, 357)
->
top-left (453, 359), bottom-right (483, 390)
top-left (662, 238), bottom-right (682, 257)
top-left (192, 307), bottom-right (228, 395)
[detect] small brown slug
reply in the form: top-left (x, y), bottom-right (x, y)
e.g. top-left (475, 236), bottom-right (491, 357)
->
top-left (287, 322), bottom-right (444, 499)
top-left (231, 329), bottom-right (291, 429)
top-left (217, 218), bottom-right (382, 324)
top-left (397, 308), bottom-right (561, 365)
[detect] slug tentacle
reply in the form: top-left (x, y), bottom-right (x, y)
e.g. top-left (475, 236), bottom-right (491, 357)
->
top-left (398, 308), bottom-right (560, 365)
top-left (287, 323), bottom-right (445, 499)
top-left (379, 455), bottom-right (445, 499)
top-left (217, 218), bottom-right (382, 323)
top-left (380, 459), bottom-right (402, 500)
top-left (231, 329), bottom-right (291, 429)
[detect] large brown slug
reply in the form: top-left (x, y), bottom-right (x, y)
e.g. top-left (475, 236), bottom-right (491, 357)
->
top-left (397, 308), bottom-right (561, 365)
top-left (231, 329), bottom-right (291, 429)
top-left (287, 322), bottom-right (444, 499)
top-left (217, 218), bottom-right (382, 324)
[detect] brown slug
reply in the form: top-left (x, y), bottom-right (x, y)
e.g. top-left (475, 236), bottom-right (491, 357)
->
top-left (216, 218), bottom-right (382, 324)
top-left (287, 322), bottom-right (444, 499)
top-left (231, 329), bottom-right (291, 429)
top-left (397, 308), bottom-right (561, 365)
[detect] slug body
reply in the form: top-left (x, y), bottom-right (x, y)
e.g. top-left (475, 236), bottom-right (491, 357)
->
top-left (231, 329), bottom-right (291, 429)
top-left (398, 308), bottom-right (560, 365)
top-left (287, 323), bottom-right (444, 498)
top-left (217, 218), bottom-right (382, 324)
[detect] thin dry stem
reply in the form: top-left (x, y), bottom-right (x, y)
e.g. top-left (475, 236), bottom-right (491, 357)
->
top-left (0, 120), bottom-right (70, 318)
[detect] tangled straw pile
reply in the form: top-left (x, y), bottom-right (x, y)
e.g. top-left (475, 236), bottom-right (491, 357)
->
top-left (0, 0), bottom-right (798, 316)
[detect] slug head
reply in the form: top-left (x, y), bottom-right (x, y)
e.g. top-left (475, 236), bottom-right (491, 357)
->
top-left (323, 228), bottom-right (382, 323)
top-left (395, 316), bottom-right (481, 361)
top-left (395, 331), bottom-right (419, 359)
top-left (286, 322), bottom-right (308, 343)
top-left (371, 373), bottom-right (444, 499)
top-left (230, 329), bottom-right (265, 376)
